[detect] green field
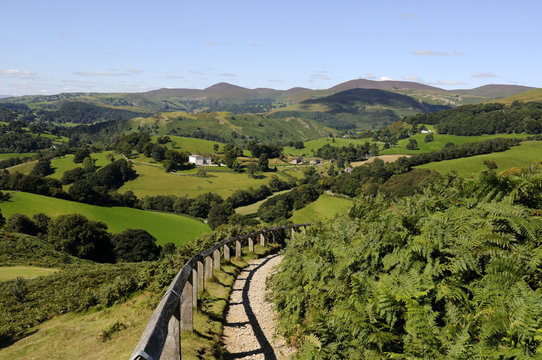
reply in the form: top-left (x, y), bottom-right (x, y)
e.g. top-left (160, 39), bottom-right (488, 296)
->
top-left (155, 135), bottom-right (223, 154)
top-left (283, 137), bottom-right (374, 156)
top-left (0, 266), bottom-right (59, 282)
top-left (417, 141), bottom-right (542, 177)
top-left (7, 152), bottom-right (117, 179)
top-left (380, 133), bottom-right (530, 155)
top-left (0, 153), bottom-right (36, 161)
top-left (235, 189), bottom-right (291, 215)
top-left (0, 192), bottom-right (211, 246)
top-left (119, 162), bottom-right (302, 198)
top-left (289, 194), bottom-right (353, 223)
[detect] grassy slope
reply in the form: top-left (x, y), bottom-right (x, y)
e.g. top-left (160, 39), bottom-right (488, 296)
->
top-left (380, 133), bottom-right (529, 155)
top-left (154, 135), bottom-right (221, 154)
top-left (235, 189), bottom-right (291, 215)
top-left (417, 141), bottom-right (542, 177)
top-left (489, 88), bottom-right (542, 105)
top-left (290, 194), bottom-right (353, 223)
top-left (283, 137), bottom-right (374, 156)
top-left (0, 292), bottom-right (154, 360)
top-left (0, 192), bottom-right (211, 246)
top-left (119, 162), bottom-right (302, 198)
top-left (0, 266), bottom-right (59, 282)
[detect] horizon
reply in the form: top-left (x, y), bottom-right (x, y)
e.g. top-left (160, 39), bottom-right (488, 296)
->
top-left (1, 0), bottom-right (541, 96)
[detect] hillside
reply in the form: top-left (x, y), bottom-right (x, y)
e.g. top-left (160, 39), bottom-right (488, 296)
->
top-left (455, 84), bottom-right (535, 98)
top-left (489, 88), bottom-right (542, 105)
top-left (270, 88), bottom-right (450, 130)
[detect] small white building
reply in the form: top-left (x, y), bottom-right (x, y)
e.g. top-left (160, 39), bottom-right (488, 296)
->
top-left (189, 154), bottom-right (212, 166)
top-left (421, 129), bottom-right (432, 134)
top-left (289, 157), bottom-right (303, 165)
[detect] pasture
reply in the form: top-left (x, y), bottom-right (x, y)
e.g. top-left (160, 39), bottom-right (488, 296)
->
top-left (0, 266), bottom-right (59, 282)
top-left (289, 194), bottom-right (353, 223)
top-left (0, 192), bottom-right (211, 246)
top-left (416, 141), bottom-right (542, 177)
top-left (283, 137), bottom-right (374, 156)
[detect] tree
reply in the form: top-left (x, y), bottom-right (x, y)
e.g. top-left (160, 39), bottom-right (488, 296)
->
top-left (247, 162), bottom-right (259, 178)
top-left (213, 143), bottom-right (219, 153)
top-left (32, 213), bottom-right (51, 234)
top-left (73, 148), bottom-right (91, 163)
top-left (327, 164), bottom-right (337, 176)
top-left (258, 154), bottom-right (269, 172)
top-left (293, 140), bottom-right (305, 149)
top-left (111, 229), bottom-right (161, 262)
top-left (31, 158), bottom-right (54, 177)
top-left (424, 133), bottom-right (434, 143)
top-left (81, 156), bottom-right (97, 173)
top-left (406, 138), bottom-right (418, 150)
top-left (48, 214), bottom-right (115, 262)
top-left (483, 159), bottom-right (498, 170)
top-left (207, 203), bottom-right (235, 230)
top-left (106, 153), bottom-right (115, 163)
top-left (5, 213), bottom-right (38, 235)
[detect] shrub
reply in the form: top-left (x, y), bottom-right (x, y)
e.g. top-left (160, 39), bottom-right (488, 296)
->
top-left (111, 229), bottom-right (161, 262)
top-left (5, 213), bottom-right (38, 236)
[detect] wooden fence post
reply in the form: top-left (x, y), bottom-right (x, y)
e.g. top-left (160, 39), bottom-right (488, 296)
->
top-left (224, 244), bottom-right (230, 262)
top-left (248, 237), bottom-right (254, 253)
top-left (180, 277), bottom-right (193, 332)
top-left (197, 260), bottom-right (204, 293)
top-left (291, 227), bottom-right (295, 240)
top-left (205, 256), bottom-right (213, 281)
top-left (213, 249), bottom-right (221, 271)
top-left (236, 240), bottom-right (242, 258)
top-left (161, 302), bottom-right (180, 360)
top-left (192, 268), bottom-right (198, 308)
top-left (260, 233), bottom-right (265, 247)
top-left (302, 225), bottom-right (307, 235)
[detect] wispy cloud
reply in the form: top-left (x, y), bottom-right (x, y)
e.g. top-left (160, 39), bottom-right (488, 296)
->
top-left (126, 68), bottom-right (142, 74)
top-left (472, 72), bottom-right (497, 78)
top-left (268, 79), bottom-right (283, 83)
top-left (219, 73), bottom-right (237, 77)
top-left (403, 75), bottom-right (424, 82)
top-left (311, 71), bottom-right (331, 81)
top-left (167, 75), bottom-right (184, 79)
top-left (404, 13), bottom-right (417, 18)
top-left (1, 69), bottom-right (39, 79)
top-left (380, 76), bottom-right (394, 81)
top-left (429, 80), bottom-right (466, 86)
top-left (190, 70), bottom-right (206, 75)
top-left (73, 70), bottom-right (131, 77)
top-left (412, 50), bottom-right (463, 56)
top-left (364, 73), bottom-right (376, 80)
top-left (62, 79), bottom-right (104, 85)
top-left (207, 40), bottom-right (220, 46)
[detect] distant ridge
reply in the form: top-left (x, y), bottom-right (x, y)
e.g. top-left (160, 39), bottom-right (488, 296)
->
top-left (329, 79), bottom-right (443, 92)
top-left (454, 84), bottom-right (536, 98)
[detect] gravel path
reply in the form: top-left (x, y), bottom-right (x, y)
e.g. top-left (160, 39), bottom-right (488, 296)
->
top-left (223, 254), bottom-right (293, 360)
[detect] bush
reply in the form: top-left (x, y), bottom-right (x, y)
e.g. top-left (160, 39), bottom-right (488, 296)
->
top-left (10, 277), bottom-right (28, 303)
top-left (5, 213), bottom-right (38, 236)
top-left (111, 229), bottom-right (161, 262)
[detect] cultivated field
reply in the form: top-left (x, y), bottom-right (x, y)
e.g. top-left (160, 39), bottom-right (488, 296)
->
top-left (0, 266), bottom-right (59, 282)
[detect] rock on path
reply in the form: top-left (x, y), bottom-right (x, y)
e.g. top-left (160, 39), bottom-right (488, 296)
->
top-left (223, 254), bottom-right (293, 360)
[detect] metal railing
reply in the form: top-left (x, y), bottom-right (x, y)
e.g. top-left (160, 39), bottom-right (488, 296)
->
top-left (129, 223), bottom-right (310, 360)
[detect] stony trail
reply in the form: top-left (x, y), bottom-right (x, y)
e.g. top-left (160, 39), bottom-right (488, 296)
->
top-left (223, 254), bottom-right (294, 360)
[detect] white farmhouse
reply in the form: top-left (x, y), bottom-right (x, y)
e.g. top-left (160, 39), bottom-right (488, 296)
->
top-left (189, 154), bottom-right (212, 166)
top-left (421, 129), bottom-right (432, 134)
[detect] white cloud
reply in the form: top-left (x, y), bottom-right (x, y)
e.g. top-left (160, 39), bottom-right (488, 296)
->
top-left (1, 69), bottom-right (38, 79)
top-left (166, 75), bottom-right (184, 79)
top-left (311, 71), bottom-right (331, 81)
top-left (380, 76), bottom-right (394, 81)
top-left (404, 13), bottom-right (417, 18)
top-left (429, 80), bottom-right (466, 85)
top-left (268, 79), bottom-right (283, 83)
top-left (364, 73), bottom-right (376, 80)
top-left (219, 73), bottom-right (237, 77)
top-left (206, 40), bottom-right (220, 46)
top-left (190, 70), bottom-right (206, 75)
top-left (126, 68), bottom-right (142, 74)
top-left (472, 72), bottom-right (497, 78)
top-left (403, 75), bottom-right (424, 82)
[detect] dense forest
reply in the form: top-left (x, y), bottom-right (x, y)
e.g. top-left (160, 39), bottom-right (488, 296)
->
top-left (405, 101), bottom-right (542, 135)
top-left (272, 166), bottom-right (542, 358)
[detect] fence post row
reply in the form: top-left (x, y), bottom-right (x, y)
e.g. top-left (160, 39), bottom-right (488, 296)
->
top-left (129, 223), bottom-right (310, 360)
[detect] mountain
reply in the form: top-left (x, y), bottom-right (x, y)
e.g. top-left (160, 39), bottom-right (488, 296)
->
top-left (487, 88), bottom-right (542, 105)
top-left (269, 88), bottom-right (450, 130)
top-left (0, 95), bottom-right (12, 99)
top-left (455, 84), bottom-right (536, 98)
top-left (329, 79), bottom-right (443, 92)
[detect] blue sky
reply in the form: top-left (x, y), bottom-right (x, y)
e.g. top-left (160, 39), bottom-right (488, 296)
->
top-left (1, 0), bottom-right (540, 95)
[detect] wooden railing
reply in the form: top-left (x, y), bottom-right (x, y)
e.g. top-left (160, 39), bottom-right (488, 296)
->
top-left (129, 223), bottom-right (310, 360)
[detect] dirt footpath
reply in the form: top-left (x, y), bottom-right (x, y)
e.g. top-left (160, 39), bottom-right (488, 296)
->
top-left (223, 254), bottom-right (293, 360)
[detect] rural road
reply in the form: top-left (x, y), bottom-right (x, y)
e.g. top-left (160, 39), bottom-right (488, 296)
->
top-left (223, 254), bottom-right (293, 360)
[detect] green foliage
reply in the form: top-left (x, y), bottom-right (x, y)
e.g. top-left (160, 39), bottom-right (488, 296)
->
top-left (5, 213), bottom-right (38, 236)
top-left (111, 229), bottom-right (161, 262)
top-left (10, 277), bottom-right (28, 303)
top-left (30, 158), bottom-right (54, 177)
top-left (271, 168), bottom-right (542, 358)
top-left (48, 214), bottom-right (115, 263)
